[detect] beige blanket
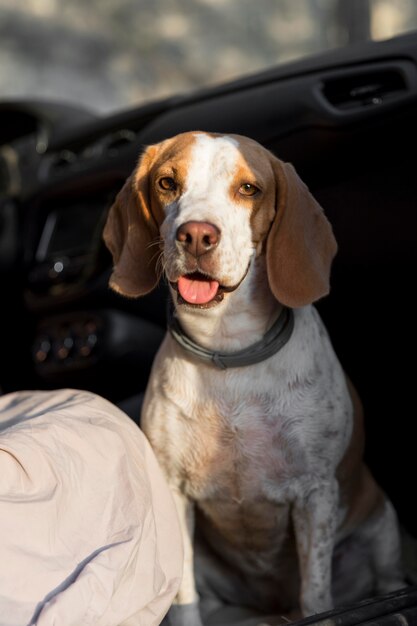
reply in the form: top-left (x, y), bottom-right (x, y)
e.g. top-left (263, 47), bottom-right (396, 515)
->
top-left (0, 389), bottom-right (182, 626)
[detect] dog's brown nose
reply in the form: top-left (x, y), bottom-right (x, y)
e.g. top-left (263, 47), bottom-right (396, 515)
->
top-left (176, 221), bottom-right (220, 257)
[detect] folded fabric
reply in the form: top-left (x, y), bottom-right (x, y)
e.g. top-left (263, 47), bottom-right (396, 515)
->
top-left (0, 389), bottom-right (182, 626)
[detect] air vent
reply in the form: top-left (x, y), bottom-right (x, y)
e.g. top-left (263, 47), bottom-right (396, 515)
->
top-left (322, 68), bottom-right (409, 111)
top-left (48, 150), bottom-right (77, 173)
top-left (102, 129), bottom-right (137, 156)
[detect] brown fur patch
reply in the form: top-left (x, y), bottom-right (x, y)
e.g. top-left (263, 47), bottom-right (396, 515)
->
top-left (228, 136), bottom-right (277, 254)
top-left (337, 377), bottom-right (385, 532)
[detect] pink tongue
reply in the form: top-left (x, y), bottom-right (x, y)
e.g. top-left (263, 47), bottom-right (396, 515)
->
top-left (178, 275), bottom-right (219, 304)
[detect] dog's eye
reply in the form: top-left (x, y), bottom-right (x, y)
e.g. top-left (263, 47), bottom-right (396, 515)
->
top-left (239, 183), bottom-right (260, 197)
top-left (158, 177), bottom-right (177, 192)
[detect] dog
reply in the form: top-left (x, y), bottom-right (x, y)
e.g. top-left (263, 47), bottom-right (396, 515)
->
top-left (103, 131), bottom-right (404, 625)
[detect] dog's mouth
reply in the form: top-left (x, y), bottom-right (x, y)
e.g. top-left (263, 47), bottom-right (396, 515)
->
top-left (177, 272), bottom-right (220, 304)
top-left (171, 272), bottom-right (222, 308)
top-left (170, 266), bottom-right (251, 309)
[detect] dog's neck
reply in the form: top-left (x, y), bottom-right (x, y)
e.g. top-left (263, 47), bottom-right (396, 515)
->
top-left (172, 257), bottom-right (282, 353)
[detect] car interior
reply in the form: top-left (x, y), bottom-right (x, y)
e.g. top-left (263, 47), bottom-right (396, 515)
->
top-left (1, 30), bottom-right (417, 624)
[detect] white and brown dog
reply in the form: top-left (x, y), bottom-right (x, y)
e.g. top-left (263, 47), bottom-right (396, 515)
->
top-left (103, 131), bottom-right (404, 625)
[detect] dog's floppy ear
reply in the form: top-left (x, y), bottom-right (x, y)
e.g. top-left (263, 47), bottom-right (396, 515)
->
top-left (103, 148), bottom-right (160, 298)
top-left (266, 157), bottom-right (337, 308)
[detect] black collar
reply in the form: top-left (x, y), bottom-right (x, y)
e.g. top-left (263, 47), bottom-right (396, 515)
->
top-left (168, 306), bottom-right (294, 370)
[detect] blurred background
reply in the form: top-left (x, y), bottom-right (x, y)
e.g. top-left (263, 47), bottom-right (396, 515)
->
top-left (1, 0), bottom-right (417, 113)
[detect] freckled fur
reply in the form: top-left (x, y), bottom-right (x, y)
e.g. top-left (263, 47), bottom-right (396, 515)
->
top-left (104, 131), bottom-right (404, 625)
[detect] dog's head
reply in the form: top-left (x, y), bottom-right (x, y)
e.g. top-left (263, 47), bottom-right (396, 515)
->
top-left (103, 131), bottom-right (337, 308)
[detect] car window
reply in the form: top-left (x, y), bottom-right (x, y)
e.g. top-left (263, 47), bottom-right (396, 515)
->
top-left (1, 0), bottom-right (417, 113)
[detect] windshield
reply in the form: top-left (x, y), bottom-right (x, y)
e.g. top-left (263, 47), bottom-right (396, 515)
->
top-left (1, 0), bottom-right (417, 113)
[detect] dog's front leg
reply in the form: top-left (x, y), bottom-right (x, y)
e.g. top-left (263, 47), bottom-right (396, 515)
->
top-left (168, 489), bottom-right (204, 626)
top-left (292, 479), bottom-right (338, 616)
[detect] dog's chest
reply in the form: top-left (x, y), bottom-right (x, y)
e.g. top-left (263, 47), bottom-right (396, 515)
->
top-left (143, 307), bottom-right (351, 550)
top-left (173, 383), bottom-right (306, 503)
top-left (169, 384), bottom-right (308, 556)
top-left (146, 315), bottom-right (350, 504)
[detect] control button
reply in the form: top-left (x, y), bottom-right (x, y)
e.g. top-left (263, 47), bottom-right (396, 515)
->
top-left (79, 332), bottom-right (98, 357)
top-left (48, 259), bottom-right (65, 279)
top-left (54, 335), bottom-right (74, 361)
top-left (76, 319), bottom-right (99, 357)
top-left (33, 313), bottom-right (103, 373)
top-left (34, 337), bottom-right (51, 364)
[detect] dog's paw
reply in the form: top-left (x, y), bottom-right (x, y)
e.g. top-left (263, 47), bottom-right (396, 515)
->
top-left (167, 601), bottom-right (204, 626)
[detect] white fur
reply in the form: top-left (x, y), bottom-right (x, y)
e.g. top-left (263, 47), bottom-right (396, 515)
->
top-left (161, 134), bottom-right (255, 301)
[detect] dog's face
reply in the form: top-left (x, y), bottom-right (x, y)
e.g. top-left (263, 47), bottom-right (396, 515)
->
top-left (103, 131), bottom-right (337, 308)
top-left (154, 133), bottom-right (276, 308)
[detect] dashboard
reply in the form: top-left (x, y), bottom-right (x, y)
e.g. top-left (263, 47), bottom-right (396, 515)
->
top-left (0, 35), bottom-right (416, 520)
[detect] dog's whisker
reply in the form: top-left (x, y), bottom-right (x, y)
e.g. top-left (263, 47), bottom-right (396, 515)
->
top-left (156, 255), bottom-right (166, 282)
top-left (146, 237), bottom-right (164, 251)
top-left (155, 248), bottom-right (177, 283)
top-left (149, 246), bottom-right (163, 264)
